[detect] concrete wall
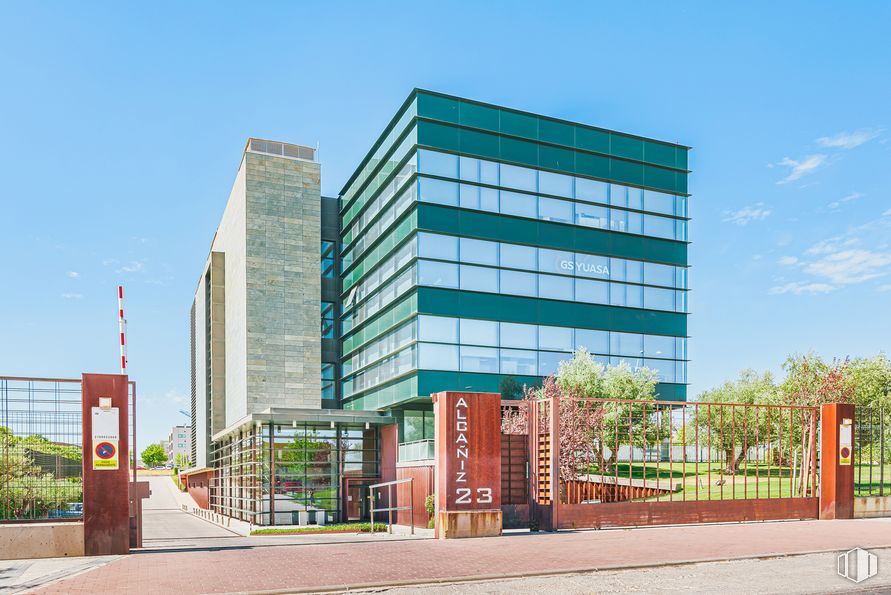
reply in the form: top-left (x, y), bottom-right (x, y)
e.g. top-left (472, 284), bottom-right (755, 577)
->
top-left (243, 152), bottom-right (321, 412)
top-left (854, 496), bottom-right (891, 518)
top-left (0, 523), bottom-right (84, 559)
top-left (192, 276), bottom-right (208, 468)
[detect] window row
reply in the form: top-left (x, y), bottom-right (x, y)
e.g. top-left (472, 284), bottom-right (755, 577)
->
top-left (417, 259), bottom-right (686, 313)
top-left (344, 341), bottom-right (686, 398)
top-left (419, 176), bottom-right (686, 241)
top-left (417, 149), bottom-right (687, 218)
top-left (321, 241), bottom-right (337, 279)
top-left (418, 343), bottom-right (686, 383)
top-left (345, 314), bottom-right (684, 379)
top-left (418, 232), bottom-right (686, 289)
top-left (342, 100), bottom-right (417, 215)
top-left (343, 154), bottom-right (417, 258)
top-left (344, 127), bottom-right (418, 229)
top-left (417, 315), bottom-right (686, 360)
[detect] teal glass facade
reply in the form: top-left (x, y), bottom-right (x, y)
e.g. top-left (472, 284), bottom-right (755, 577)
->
top-left (338, 90), bottom-right (690, 441)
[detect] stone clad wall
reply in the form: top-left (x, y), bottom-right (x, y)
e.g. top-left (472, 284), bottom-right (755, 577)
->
top-left (244, 152), bottom-right (322, 411)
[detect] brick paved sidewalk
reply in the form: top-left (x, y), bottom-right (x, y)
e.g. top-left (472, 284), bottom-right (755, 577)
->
top-left (35, 518), bottom-right (891, 594)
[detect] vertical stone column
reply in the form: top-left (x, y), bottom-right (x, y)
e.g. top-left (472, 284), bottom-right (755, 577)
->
top-left (820, 403), bottom-right (855, 519)
top-left (82, 373), bottom-right (130, 555)
top-left (433, 391), bottom-right (502, 538)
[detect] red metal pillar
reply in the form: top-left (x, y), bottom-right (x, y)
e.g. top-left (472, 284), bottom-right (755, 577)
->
top-left (82, 373), bottom-right (130, 555)
top-left (549, 396), bottom-right (561, 531)
top-left (820, 403), bottom-right (855, 519)
top-left (433, 391), bottom-right (502, 538)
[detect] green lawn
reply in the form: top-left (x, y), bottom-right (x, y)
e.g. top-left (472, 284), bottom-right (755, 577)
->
top-left (251, 522), bottom-right (387, 535)
top-left (582, 461), bottom-right (891, 501)
top-left (586, 462), bottom-right (814, 501)
top-left (854, 463), bottom-right (891, 496)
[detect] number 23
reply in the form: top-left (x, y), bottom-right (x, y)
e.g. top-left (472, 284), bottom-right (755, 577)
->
top-left (456, 487), bottom-right (492, 504)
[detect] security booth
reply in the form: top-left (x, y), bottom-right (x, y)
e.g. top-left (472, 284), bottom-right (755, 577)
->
top-left (207, 408), bottom-right (393, 526)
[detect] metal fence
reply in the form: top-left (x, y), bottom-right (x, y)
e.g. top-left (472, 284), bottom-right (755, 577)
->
top-left (0, 376), bottom-right (136, 522)
top-left (855, 406), bottom-right (891, 497)
top-left (504, 398), bottom-right (820, 505)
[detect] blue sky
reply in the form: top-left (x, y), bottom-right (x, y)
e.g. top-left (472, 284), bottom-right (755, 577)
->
top-left (1, 2), bottom-right (889, 446)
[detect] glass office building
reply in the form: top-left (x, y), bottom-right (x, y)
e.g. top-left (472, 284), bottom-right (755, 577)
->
top-left (192, 92), bottom-right (690, 525)
top-left (339, 90), bottom-right (690, 444)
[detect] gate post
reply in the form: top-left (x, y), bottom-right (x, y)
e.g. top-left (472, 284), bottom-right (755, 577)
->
top-left (820, 402), bottom-right (855, 520)
top-left (433, 391), bottom-right (502, 538)
top-left (82, 373), bottom-right (131, 555)
top-left (549, 396), bottom-right (561, 531)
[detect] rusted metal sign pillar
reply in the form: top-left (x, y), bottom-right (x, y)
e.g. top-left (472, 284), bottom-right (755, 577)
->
top-left (433, 391), bottom-right (502, 538)
top-left (82, 373), bottom-right (131, 555)
top-left (820, 402), bottom-right (855, 520)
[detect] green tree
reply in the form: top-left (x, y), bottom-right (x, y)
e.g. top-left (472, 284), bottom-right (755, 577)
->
top-left (141, 443), bottom-right (167, 468)
top-left (696, 370), bottom-right (776, 474)
top-left (555, 349), bottom-right (659, 475)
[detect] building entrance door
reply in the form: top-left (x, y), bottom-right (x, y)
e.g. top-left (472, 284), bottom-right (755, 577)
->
top-left (343, 478), bottom-right (377, 521)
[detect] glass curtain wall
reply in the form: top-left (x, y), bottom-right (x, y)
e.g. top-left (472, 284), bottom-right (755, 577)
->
top-left (211, 423), bottom-right (380, 525)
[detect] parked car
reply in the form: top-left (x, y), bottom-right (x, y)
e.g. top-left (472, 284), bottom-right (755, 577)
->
top-left (48, 502), bottom-right (84, 519)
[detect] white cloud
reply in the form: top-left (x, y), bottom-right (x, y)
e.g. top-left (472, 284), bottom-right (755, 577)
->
top-left (883, 208), bottom-right (891, 217)
top-left (803, 249), bottom-right (891, 285)
top-left (804, 237), bottom-right (859, 256)
top-left (778, 256), bottom-right (799, 266)
top-left (66, 271), bottom-right (80, 279)
top-left (723, 203), bottom-right (772, 225)
top-left (816, 129), bottom-right (882, 150)
top-left (116, 260), bottom-right (146, 274)
top-left (769, 282), bottom-right (836, 295)
top-left (165, 389), bottom-right (187, 404)
top-left (878, 284), bottom-right (891, 293)
top-left (775, 154), bottom-right (827, 184)
top-left (828, 192), bottom-right (864, 210)
top-left (61, 293), bottom-right (83, 299)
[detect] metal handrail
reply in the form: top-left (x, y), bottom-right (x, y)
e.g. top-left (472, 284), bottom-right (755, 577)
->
top-left (368, 477), bottom-right (413, 535)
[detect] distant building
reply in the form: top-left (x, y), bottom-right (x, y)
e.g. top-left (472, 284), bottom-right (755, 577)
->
top-left (166, 425), bottom-right (190, 464)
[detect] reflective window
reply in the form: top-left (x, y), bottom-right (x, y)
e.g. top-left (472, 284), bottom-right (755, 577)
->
top-left (419, 150), bottom-right (458, 178)
top-left (538, 351), bottom-right (566, 376)
top-left (501, 190), bottom-right (537, 218)
top-left (460, 238), bottom-right (498, 266)
top-left (539, 274), bottom-right (573, 301)
top-left (460, 346), bottom-right (499, 373)
top-left (539, 170), bottom-right (573, 197)
top-left (459, 156), bottom-right (480, 182)
top-left (321, 301), bottom-right (336, 339)
top-left (460, 265), bottom-right (498, 292)
top-left (500, 163), bottom-right (536, 191)
top-left (460, 318), bottom-right (498, 346)
top-left (644, 334), bottom-right (676, 359)
top-left (418, 343), bottom-right (458, 370)
top-left (500, 243), bottom-right (537, 270)
top-left (539, 197), bottom-right (573, 223)
top-left (417, 260), bottom-right (458, 288)
top-left (419, 233), bottom-right (458, 261)
top-left (500, 322), bottom-right (537, 349)
top-left (539, 248), bottom-right (574, 274)
top-left (644, 189), bottom-right (674, 215)
top-left (321, 241), bottom-right (337, 278)
top-left (418, 315), bottom-right (458, 343)
top-left (500, 349), bottom-right (538, 375)
top-left (499, 269), bottom-right (537, 296)
top-left (575, 202), bottom-right (608, 229)
top-left (575, 278), bottom-right (609, 304)
top-left (575, 178), bottom-right (608, 203)
top-left (539, 325), bottom-right (573, 351)
top-left (419, 177), bottom-right (458, 206)
top-left (576, 328), bottom-right (608, 353)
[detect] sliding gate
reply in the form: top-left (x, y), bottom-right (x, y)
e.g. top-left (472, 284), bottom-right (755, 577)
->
top-left (501, 397), bottom-right (820, 530)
